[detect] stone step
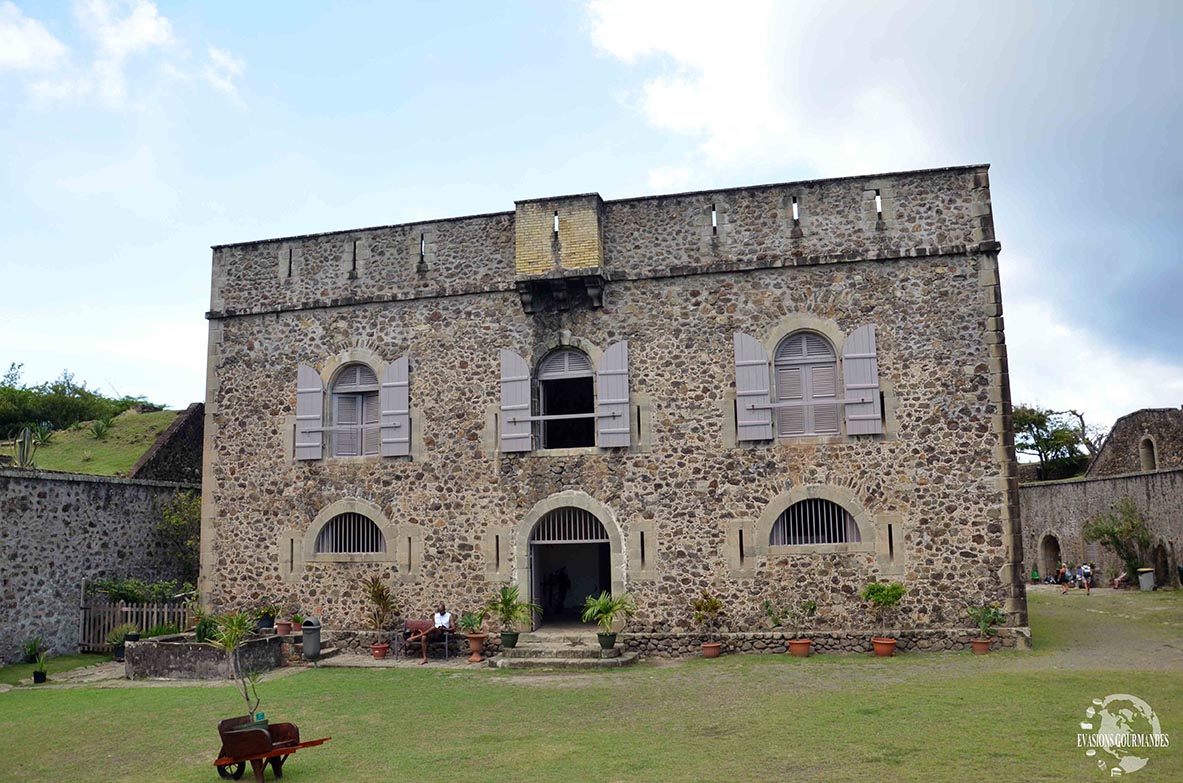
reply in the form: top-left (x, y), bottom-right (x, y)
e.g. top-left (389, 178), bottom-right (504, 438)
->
top-left (303, 645), bottom-right (340, 661)
top-left (489, 651), bottom-right (639, 670)
top-left (499, 645), bottom-right (620, 659)
top-left (512, 633), bottom-right (604, 647)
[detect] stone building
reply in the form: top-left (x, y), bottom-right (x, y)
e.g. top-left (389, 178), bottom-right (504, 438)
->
top-left (1020, 408), bottom-right (1183, 587)
top-left (201, 164), bottom-right (1029, 652)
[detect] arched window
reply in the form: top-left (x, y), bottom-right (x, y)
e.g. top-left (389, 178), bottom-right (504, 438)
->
top-left (536, 349), bottom-right (595, 449)
top-left (315, 512), bottom-right (386, 554)
top-left (330, 363), bottom-right (380, 456)
top-left (774, 332), bottom-right (840, 436)
top-left (770, 499), bottom-right (860, 546)
top-left (1140, 437), bottom-right (1157, 472)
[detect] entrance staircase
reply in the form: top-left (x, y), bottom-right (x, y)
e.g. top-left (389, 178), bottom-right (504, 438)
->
top-left (490, 630), bottom-right (638, 670)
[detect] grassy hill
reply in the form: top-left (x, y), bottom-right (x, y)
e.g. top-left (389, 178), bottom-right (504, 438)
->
top-left (17, 409), bottom-right (182, 477)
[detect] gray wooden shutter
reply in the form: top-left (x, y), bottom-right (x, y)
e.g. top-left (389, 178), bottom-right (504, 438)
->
top-left (843, 324), bottom-right (883, 435)
top-left (776, 366), bottom-right (805, 436)
top-left (380, 357), bottom-right (410, 457)
top-left (734, 332), bottom-right (773, 441)
top-left (335, 395), bottom-right (360, 456)
top-left (596, 341), bottom-right (631, 448)
top-left (811, 364), bottom-right (840, 434)
top-left (295, 364), bottom-right (324, 460)
top-left (362, 392), bottom-right (381, 455)
top-left (500, 349), bottom-right (533, 452)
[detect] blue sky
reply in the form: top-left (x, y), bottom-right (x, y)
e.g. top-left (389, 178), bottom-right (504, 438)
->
top-left (1, 0), bottom-right (1181, 431)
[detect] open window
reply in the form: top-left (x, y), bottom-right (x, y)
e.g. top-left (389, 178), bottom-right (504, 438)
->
top-left (537, 350), bottom-right (595, 448)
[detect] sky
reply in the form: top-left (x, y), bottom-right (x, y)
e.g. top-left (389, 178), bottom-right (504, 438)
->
top-left (1, 0), bottom-right (1180, 433)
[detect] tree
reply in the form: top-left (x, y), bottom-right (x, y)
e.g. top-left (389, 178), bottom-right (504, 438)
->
top-left (1083, 498), bottom-right (1153, 583)
top-left (158, 490), bottom-right (201, 584)
top-left (1013, 404), bottom-right (1087, 478)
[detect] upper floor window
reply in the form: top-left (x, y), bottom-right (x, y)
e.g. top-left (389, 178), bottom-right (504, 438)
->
top-left (773, 332), bottom-right (840, 436)
top-left (770, 498), bottom-right (860, 546)
top-left (314, 511), bottom-right (386, 554)
top-left (499, 341), bottom-right (631, 452)
top-left (1140, 437), bottom-right (1157, 472)
top-left (330, 363), bottom-right (380, 456)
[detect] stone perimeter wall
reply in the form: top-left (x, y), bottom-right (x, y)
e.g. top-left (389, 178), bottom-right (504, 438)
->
top-left (0, 469), bottom-right (196, 662)
top-left (203, 165), bottom-right (1026, 646)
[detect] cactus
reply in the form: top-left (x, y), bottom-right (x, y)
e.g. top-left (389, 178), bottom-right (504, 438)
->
top-left (11, 426), bottom-right (37, 468)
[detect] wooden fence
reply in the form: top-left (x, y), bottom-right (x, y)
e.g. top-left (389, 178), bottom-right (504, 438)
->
top-left (79, 595), bottom-right (193, 652)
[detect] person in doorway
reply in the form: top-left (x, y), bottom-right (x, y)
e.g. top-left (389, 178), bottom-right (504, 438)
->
top-left (405, 603), bottom-right (454, 664)
top-left (1081, 562), bottom-right (1093, 595)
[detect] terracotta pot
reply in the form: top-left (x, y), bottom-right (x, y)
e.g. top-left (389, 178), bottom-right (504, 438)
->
top-left (370, 643), bottom-right (390, 659)
top-left (787, 639), bottom-right (812, 658)
top-left (701, 641), bottom-right (723, 658)
top-left (971, 637), bottom-right (992, 655)
top-left (275, 621), bottom-right (293, 635)
top-left (871, 637), bottom-right (897, 657)
top-left (466, 633), bottom-right (488, 663)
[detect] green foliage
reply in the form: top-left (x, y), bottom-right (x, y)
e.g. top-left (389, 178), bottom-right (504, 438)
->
top-left (30, 421), bottom-right (54, 445)
top-left (10, 426), bottom-right (37, 468)
top-left (210, 611), bottom-right (261, 717)
top-left (290, 613), bottom-right (304, 626)
top-left (144, 623), bottom-right (181, 638)
top-left (966, 603), bottom-right (1006, 638)
top-left (580, 591), bottom-right (637, 633)
top-left (194, 613), bottom-right (218, 643)
top-left (1084, 497), bottom-right (1153, 582)
top-left (90, 420), bottom-right (110, 440)
top-left (105, 623), bottom-right (140, 647)
top-left (33, 653), bottom-right (47, 674)
top-left (86, 577), bottom-right (194, 604)
top-left (254, 600), bottom-right (281, 621)
top-left (361, 575), bottom-right (397, 643)
top-left (157, 490), bottom-right (200, 584)
top-left (691, 591), bottom-right (724, 636)
top-left (485, 585), bottom-right (542, 632)
top-left (22, 636), bottom-right (43, 663)
top-left (0, 365), bottom-right (155, 439)
top-left (1013, 404), bottom-right (1091, 479)
top-left (787, 600), bottom-right (818, 639)
top-left (458, 610), bottom-right (486, 634)
top-left (862, 582), bottom-right (906, 637)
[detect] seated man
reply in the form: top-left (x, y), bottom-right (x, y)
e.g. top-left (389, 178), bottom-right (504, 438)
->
top-left (404, 604), bottom-right (454, 664)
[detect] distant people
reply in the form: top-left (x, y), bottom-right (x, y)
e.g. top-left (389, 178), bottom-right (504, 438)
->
top-left (1081, 562), bottom-right (1093, 595)
top-left (1059, 563), bottom-right (1069, 595)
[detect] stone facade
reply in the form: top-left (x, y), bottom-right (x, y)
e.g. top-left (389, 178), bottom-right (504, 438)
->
top-left (131, 402), bottom-right (205, 483)
top-left (1088, 408), bottom-right (1183, 477)
top-left (202, 164), bottom-right (1027, 654)
top-left (0, 468), bottom-right (197, 662)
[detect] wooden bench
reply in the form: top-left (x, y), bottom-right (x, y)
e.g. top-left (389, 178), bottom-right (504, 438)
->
top-left (213, 716), bottom-right (330, 781)
top-left (398, 619), bottom-right (455, 661)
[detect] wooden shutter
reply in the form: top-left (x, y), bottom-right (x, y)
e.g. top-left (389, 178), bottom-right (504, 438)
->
top-left (843, 324), bottom-right (883, 435)
top-left (380, 357), bottom-right (410, 457)
top-left (295, 364), bottom-right (324, 461)
top-left (776, 366), bottom-right (805, 436)
top-left (500, 349), bottom-right (533, 452)
top-left (734, 332), bottom-right (773, 441)
top-left (334, 394), bottom-right (360, 456)
top-left (362, 392), bottom-right (381, 455)
top-left (811, 364), bottom-right (840, 434)
top-left (596, 341), bottom-right (631, 448)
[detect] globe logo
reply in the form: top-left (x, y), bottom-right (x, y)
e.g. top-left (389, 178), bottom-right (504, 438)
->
top-left (1078, 694), bottom-right (1170, 776)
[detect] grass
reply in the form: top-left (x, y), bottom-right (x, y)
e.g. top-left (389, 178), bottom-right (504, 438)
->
top-left (21, 409), bottom-right (180, 476)
top-left (0, 654), bottom-right (110, 686)
top-left (1, 590), bottom-right (1180, 782)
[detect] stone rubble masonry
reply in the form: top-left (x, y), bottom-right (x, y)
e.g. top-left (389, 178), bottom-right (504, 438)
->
top-left (130, 402), bottom-right (205, 483)
top-left (1019, 468), bottom-right (1183, 585)
top-left (1087, 408), bottom-right (1183, 477)
top-left (0, 468), bottom-right (197, 663)
top-left (202, 163), bottom-right (1029, 657)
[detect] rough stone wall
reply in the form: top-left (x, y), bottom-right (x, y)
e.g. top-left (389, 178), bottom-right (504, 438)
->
top-left (1088, 408), bottom-right (1183, 477)
top-left (0, 469), bottom-right (197, 662)
top-left (203, 164), bottom-right (1025, 647)
top-left (131, 403), bottom-right (205, 483)
top-left (1019, 469), bottom-right (1183, 584)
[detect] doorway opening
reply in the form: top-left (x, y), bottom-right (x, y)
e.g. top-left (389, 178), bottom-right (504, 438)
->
top-left (529, 507), bottom-right (611, 626)
top-left (1040, 534), bottom-right (1061, 581)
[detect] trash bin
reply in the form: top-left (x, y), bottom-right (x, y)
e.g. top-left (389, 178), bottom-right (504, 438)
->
top-left (1137, 568), bottom-right (1155, 592)
top-left (301, 617), bottom-right (322, 660)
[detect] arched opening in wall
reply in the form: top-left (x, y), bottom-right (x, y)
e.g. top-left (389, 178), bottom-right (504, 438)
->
top-left (329, 363), bottom-right (380, 457)
top-left (315, 512), bottom-right (386, 555)
top-left (770, 499), bottom-right (860, 545)
top-left (1152, 543), bottom-right (1170, 588)
top-left (1040, 534), bottom-right (1062, 581)
top-left (1139, 437), bottom-right (1157, 472)
top-left (528, 507), bottom-right (610, 626)
top-left (536, 349), bottom-right (595, 449)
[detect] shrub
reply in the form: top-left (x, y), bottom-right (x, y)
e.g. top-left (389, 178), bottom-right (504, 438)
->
top-left (22, 636), bottom-right (43, 663)
top-left (106, 623), bottom-right (140, 647)
top-left (1084, 498), bottom-right (1153, 583)
top-left (86, 577), bottom-right (194, 604)
top-left (90, 420), bottom-right (109, 440)
top-left (195, 613), bottom-right (218, 643)
top-left (144, 623), bottom-right (181, 638)
top-left (966, 603), bottom-right (1006, 638)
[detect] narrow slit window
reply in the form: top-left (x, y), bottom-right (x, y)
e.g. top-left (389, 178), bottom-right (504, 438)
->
top-left (419, 233), bottom-right (425, 263)
top-left (350, 240), bottom-right (358, 273)
top-left (640, 530), bottom-right (646, 568)
top-left (874, 189), bottom-right (882, 217)
top-left (289, 538), bottom-right (295, 572)
top-left (407, 537), bottom-right (412, 571)
top-left (495, 534), bottom-right (501, 570)
top-left (711, 204), bottom-right (717, 233)
top-left (888, 523), bottom-right (895, 562)
top-left (287, 248), bottom-right (293, 277)
top-left (553, 211), bottom-right (559, 234)
top-left (791, 196), bottom-right (799, 222)
top-left (738, 529), bottom-right (745, 565)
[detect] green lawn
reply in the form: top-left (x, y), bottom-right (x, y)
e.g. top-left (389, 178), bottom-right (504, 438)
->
top-left (0, 654), bottom-right (110, 686)
top-left (24, 409), bottom-right (180, 475)
top-left (1, 589), bottom-right (1180, 782)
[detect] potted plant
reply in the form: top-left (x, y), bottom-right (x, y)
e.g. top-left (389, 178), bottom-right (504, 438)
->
top-left (275, 603), bottom-right (295, 635)
top-left (485, 585), bottom-right (541, 649)
top-left (255, 601), bottom-right (279, 631)
top-left (966, 602), bottom-right (1006, 654)
top-left (361, 575), bottom-right (396, 659)
top-left (785, 599), bottom-right (818, 657)
top-left (458, 610), bottom-right (489, 662)
top-left (580, 591), bottom-right (637, 650)
top-left (22, 636), bottom-right (42, 664)
top-left (862, 581), bottom-right (905, 656)
top-left (32, 653), bottom-right (47, 684)
top-left (107, 623), bottom-right (139, 662)
top-left (692, 591), bottom-right (725, 658)
top-left (209, 611), bottom-right (265, 728)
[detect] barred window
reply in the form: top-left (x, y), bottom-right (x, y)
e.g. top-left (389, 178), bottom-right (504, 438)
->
top-left (314, 512), bottom-right (386, 554)
top-left (770, 499), bottom-right (860, 546)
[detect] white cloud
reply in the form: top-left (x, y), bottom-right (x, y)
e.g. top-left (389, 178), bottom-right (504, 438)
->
top-left (0, 1), bottom-right (68, 71)
top-left (202, 46), bottom-right (244, 100)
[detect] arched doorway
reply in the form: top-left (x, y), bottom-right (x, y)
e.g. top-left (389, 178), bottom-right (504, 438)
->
top-left (1040, 534), bottom-right (1062, 581)
top-left (529, 507), bottom-right (612, 626)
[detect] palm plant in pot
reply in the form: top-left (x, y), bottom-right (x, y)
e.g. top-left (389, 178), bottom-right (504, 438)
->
top-left (581, 591), bottom-right (636, 651)
top-left (458, 610), bottom-right (489, 663)
top-left (361, 575), bottom-right (397, 659)
top-left (861, 581), bottom-right (905, 657)
top-left (32, 652), bottom-right (47, 684)
top-left (106, 623), bottom-right (139, 662)
top-left (966, 602), bottom-right (1006, 654)
top-left (486, 585), bottom-right (541, 649)
top-left (209, 610), bottom-right (265, 729)
top-left (785, 599), bottom-right (818, 657)
top-left (692, 591), bottom-right (725, 658)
